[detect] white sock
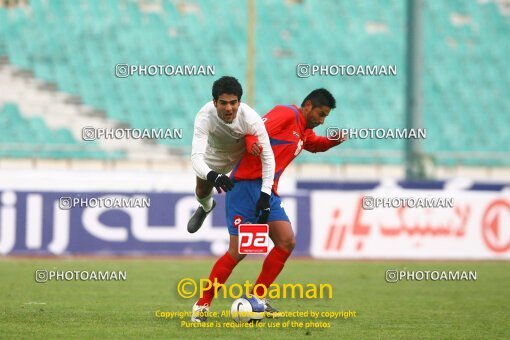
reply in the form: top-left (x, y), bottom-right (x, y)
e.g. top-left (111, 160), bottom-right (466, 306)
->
top-left (196, 194), bottom-right (213, 212)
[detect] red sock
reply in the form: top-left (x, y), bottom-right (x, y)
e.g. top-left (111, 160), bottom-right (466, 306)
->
top-left (253, 246), bottom-right (291, 297)
top-left (197, 252), bottom-right (238, 306)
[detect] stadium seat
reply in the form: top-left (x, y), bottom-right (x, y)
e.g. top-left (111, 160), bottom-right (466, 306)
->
top-left (0, 103), bottom-right (118, 159)
top-left (0, 0), bottom-right (508, 165)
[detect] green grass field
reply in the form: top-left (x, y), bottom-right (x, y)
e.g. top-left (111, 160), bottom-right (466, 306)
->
top-left (0, 258), bottom-right (509, 339)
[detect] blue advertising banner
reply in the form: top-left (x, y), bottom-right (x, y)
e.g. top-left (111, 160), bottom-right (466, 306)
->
top-left (0, 190), bottom-right (310, 256)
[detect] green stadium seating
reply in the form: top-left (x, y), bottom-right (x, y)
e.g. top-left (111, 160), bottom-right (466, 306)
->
top-left (0, 0), bottom-right (508, 165)
top-left (0, 103), bottom-right (120, 159)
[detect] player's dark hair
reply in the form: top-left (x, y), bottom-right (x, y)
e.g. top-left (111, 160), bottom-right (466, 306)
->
top-left (301, 88), bottom-right (336, 109)
top-left (212, 76), bottom-right (243, 101)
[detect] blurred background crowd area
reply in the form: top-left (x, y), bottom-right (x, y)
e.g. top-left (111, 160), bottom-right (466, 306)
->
top-left (0, 0), bottom-right (509, 179)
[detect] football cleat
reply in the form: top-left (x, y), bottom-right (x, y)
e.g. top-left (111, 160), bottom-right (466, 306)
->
top-left (187, 200), bottom-right (216, 233)
top-left (191, 301), bottom-right (210, 322)
top-left (261, 298), bottom-right (280, 318)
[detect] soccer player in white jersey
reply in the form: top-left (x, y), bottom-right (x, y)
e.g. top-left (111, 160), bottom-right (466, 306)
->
top-left (187, 76), bottom-right (275, 233)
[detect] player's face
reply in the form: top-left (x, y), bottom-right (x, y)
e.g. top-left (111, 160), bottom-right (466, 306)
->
top-left (214, 94), bottom-right (240, 124)
top-left (303, 101), bottom-right (331, 129)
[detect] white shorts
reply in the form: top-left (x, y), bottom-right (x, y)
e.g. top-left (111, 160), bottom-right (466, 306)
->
top-left (203, 148), bottom-right (244, 175)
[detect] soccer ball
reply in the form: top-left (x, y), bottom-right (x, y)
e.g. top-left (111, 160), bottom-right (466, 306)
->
top-left (230, 296), bottom-right (265, 323)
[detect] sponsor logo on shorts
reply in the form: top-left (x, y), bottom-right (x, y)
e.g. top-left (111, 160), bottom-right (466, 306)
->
top-left (238, 224), bottom-right (269, 254)
top-left (233, 215), bottom-right (243, 228)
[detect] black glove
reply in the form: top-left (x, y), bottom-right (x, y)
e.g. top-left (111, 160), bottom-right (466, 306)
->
top-left (206, 170), bottom-right (234, 194)
top-left (255, 192), bottom-right (271, 224)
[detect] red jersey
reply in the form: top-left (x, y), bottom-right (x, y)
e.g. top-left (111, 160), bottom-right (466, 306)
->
top-left (231, 104), bottom-right (339, 194)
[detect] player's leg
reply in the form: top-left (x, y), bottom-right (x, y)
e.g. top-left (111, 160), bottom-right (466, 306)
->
top-left (268, 220), bottom-right (296, 253)
top-left (260, 220), bottom-right (295, 295)
top-left (191, 182), bottom-right (248, 322)
top-left (227, 235), bottom-right (248, 262)
top-left (187, 176), bottom-right (216, 233)
top-left (188, 153), bottom-right (237, 233)
top-left (252, 220), bottom-right (293, 315)
top-left (251, 194), bottom-right (294, 316)
top-left (191, 234), bottom-right (246, 322)
top-left (196, 176), bottom-right (214, 203)
top-left (196, 176), bottom-right (215, 211)
top-left (196, 235), bottom-right (246, 304)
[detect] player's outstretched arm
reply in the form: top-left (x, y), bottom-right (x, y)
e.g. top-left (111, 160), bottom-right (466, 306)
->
top-left (303, 129), bottom-right (347, 153)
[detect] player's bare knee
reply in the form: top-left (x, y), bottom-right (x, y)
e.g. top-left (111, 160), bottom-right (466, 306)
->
top-left (277, 237), bottom-right (295, 252)
top-left (287, 237), bottom-right (296, 252)
top-left (227, 248), bottom-right (246, 262)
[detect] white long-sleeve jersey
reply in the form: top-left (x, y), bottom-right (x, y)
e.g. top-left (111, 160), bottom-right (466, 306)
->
top-left (191, 101), bottom-right (275, 195)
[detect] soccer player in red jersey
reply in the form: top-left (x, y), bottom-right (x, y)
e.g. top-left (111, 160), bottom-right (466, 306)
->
top-left (191, 88), bottom-right (347, 322)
